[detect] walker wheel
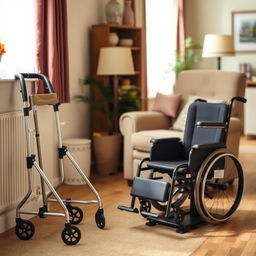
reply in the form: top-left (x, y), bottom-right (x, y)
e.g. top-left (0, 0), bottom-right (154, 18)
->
top-left (173, 207), bottom-right (184, 225)
top-left (95, 209), bottom-right (105, 229)
top-left (68, 206), bottom-right (84, 225)
top-left (140, 199), bottom-right (151, 214)
top-left (15, 219), bottom-right (35, 240)
top-left (61, 224), bottom-right (81, 245)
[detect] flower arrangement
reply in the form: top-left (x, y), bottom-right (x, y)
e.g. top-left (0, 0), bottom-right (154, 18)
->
top-left (0, 41), bottom-right (6, 56)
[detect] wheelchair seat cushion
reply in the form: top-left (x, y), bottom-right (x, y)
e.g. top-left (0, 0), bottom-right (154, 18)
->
top-left (147, 160), bottom-right (188, 173)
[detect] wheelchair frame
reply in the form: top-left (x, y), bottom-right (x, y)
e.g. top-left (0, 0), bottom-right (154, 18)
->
top-left (14, 73), bottom-right (105, 245)
top-left (118, 96), bottom-right (246, 233)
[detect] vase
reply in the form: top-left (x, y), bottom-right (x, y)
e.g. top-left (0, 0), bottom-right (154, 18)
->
top-left (122, 0), bottom-right (135, 26)
top-left (109, 32), bottom-right (119, 46)
top-left (105, 0), bottom-right (122, 24)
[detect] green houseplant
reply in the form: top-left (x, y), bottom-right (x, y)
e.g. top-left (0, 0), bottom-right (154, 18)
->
top-left (173, 36), bottom-right (202, 75)
top-left (75, 76), bottom-right (140, 175)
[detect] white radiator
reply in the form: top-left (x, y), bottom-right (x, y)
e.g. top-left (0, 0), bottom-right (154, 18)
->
top-left (0, 111), bottom-right (35, 214)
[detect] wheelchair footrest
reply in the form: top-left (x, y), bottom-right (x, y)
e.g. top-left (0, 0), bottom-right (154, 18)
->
top-left (117, 205), bottom-right (139, 213)
top-left (131, 177), bottom-right (170, 202)
top-left (140, 211), bottom-right (159, 218)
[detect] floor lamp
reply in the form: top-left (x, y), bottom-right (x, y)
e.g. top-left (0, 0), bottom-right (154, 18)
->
top-left (97, 47), bottom-right (135, 132)
top-left (202, 34), bottom-right (235, 70)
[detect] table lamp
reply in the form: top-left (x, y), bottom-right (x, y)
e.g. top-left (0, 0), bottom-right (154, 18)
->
top-left (202, 34), bottom-right (235, 70)
top-left (97, 47), bottom-right (135, 132)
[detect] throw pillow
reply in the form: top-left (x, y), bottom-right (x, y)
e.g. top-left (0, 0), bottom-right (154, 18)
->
top-left (172, 95), bottom-right (225, 132)
top-left (151, 93), bottom-right (182, 118)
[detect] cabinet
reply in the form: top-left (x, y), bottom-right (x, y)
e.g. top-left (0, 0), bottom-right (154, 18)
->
top-left (90, 24), bottom-right (147, 132)
top-left (244, 81), bottom-right (256, 135)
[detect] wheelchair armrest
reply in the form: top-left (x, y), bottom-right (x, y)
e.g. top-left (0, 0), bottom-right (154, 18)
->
top-left (192, 142), bottom-right (225, 150)
top-left (196, 121), bottom-right (226, 129)
top-left (150, 138), bottom-right (183, 161)
top-left (150, 137), bottom-right (180, 144)
top-left (189, 143), bottom-right (226, 174)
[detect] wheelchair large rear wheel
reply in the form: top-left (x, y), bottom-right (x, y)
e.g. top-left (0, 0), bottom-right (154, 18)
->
top-left (194, 149), bottom-right (244, 224)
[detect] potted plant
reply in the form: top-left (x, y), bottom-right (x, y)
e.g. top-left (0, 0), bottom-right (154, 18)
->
top-left (173, 36), bottom-right (202, 75)
top-left (75, 76), bottom-right (139, 175)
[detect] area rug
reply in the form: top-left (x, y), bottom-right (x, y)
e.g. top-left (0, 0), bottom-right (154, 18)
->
top-left (1, 197), bottom-right (214, 256)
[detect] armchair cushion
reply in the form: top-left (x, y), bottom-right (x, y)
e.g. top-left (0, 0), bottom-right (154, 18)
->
top-left (151, 93), bottom-right (182, 118)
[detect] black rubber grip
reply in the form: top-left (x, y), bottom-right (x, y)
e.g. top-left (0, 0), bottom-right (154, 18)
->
top-left (235, 96), bottom-right (247, 103)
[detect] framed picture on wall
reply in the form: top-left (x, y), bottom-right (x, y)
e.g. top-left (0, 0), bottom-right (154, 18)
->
top-left (232, 10), bottom-right (256, 52)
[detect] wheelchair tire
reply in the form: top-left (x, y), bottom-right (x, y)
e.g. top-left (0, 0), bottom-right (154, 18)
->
top-left (194, 149), bottom-right (244, 224)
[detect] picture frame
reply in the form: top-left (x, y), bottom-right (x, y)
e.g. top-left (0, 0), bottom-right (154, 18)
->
top-left (232, 10), bottom-right (256, 53)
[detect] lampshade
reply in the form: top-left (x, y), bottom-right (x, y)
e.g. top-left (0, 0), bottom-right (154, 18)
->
top-left (97, 47), bottom-right (135, 75)
top-left (202, 34), bottom-right (235, 58)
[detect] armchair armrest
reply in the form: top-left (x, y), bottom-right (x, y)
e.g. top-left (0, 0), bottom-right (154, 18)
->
top-left (119, 111), bottom-right (172, 135)
top-left (150, 138), bottom-right (183, 161)
top-left (196, 121), bottom-right (226, 129)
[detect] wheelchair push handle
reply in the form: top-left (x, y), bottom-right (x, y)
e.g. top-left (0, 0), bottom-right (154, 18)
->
top-left (15, 73), bottom-right (55, 102)
top-left (231, 96), bottom-right (247, 104)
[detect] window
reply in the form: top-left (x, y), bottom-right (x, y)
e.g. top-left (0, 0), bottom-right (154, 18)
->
top-left (0, 0), bottom-right (35, 78)
top-left (145, 0), bottom-right (178, 98)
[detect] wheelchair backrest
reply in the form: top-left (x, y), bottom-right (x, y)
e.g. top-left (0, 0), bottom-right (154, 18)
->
top-left (183, 102), bottom-right (229, 157)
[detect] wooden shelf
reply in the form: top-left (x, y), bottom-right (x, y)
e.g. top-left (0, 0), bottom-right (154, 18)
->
top-left (90, 24), bottom-right (147, 132)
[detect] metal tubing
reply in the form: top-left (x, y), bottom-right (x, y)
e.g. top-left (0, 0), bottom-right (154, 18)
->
top-left (33, 161), bottom-right (70, 223)
top-left (19, 210), bottom-right (65, 218)
top-left (32, 107), bottom-right (47, 206)
top-left (24, 111), bottom-right (31, 157)
top-left (54, 111), bottom-right (65, 183)
top-left (47, 199), bottom-right (98, 204)
top-left (66, 151), bottom-right (103, 209)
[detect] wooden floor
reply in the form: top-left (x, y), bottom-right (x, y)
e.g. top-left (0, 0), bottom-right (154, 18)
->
top-left (193, 137), bottom-right (256, 256)
top-left (1, 137), bottom-right (256, 255)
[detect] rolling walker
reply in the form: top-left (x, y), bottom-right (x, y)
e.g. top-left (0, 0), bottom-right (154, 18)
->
top-left (14, 73), bottom-right (105, 245)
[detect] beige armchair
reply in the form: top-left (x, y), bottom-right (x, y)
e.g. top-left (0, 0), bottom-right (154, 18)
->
top-left (119, 70), bottom-right (246, 182)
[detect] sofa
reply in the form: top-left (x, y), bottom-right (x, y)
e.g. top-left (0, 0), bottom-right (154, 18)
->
top-left (119, 70), bottom-right (246, 182)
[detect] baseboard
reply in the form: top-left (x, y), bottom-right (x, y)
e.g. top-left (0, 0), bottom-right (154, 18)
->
top-left (0, 176), bottom-right (62, 234)
top-left (0, 196), bottom-right (42, 234)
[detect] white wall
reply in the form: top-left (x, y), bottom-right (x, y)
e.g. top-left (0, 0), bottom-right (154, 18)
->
top-left (185, 0), bottom-right (256, 72)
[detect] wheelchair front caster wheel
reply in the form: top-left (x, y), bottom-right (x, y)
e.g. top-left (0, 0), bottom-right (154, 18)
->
top-left (140, 199), bottom-right (151, 214)
top-left (61, 224), bottom-right (81, 245)
top-left (68, 206), bottom-right (84, 225)
top-left (173, 207), bottom-right (184, 225)
top-left (146, 219), bottom-right (157, 226)
top-left (95, 209), bottom-right (105, 229)
top-left (15, 219), bottom-right (35, 240)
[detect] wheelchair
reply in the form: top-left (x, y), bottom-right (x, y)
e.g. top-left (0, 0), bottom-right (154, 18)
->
top-left (118, 96), bottom-right (246, 233)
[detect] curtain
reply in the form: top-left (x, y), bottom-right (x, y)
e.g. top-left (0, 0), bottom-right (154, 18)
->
top-left (35, 0), bottom-right (70, 103)
top-left (177, 0), bottom-right (185, 53)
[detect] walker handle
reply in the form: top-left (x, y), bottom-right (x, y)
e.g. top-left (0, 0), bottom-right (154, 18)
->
top-left (15, 73), bottom-right (55, 102)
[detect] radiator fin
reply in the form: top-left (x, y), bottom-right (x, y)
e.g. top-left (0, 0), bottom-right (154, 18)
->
top-left (0, 111), bottom-right (34, 213)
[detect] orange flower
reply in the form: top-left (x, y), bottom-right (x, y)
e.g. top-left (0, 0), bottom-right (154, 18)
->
top-left (0, 42), bottom-right (6, 56)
